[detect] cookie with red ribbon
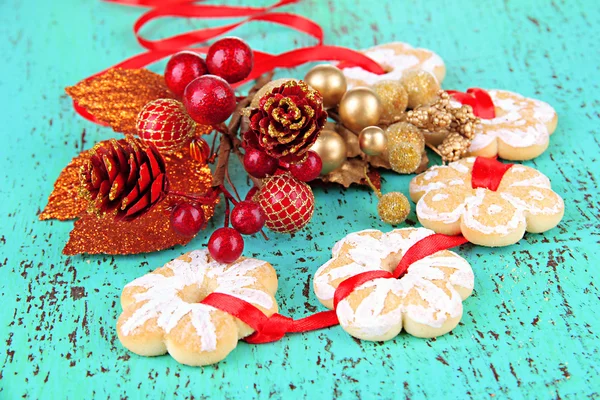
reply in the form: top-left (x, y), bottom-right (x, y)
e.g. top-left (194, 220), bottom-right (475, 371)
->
top-left (313, 228), bottom-right (474, 340)
top-left (410, 157), bottom-right (565, 246)
top-left (453, 89), bottom-right (558, 160)
top-left (116, 249), bottom-right (278, 366)
top-left (340, 42), bottom-right (446, 88)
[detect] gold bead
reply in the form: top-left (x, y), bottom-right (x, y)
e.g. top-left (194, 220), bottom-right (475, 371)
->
top-left (372, 80), bottom-right (408, 124)
top-left (310, 129), bottom-right (347, 175)
top-left (358, 126), bottom-right (387, 156)
top-left (338, 87), bottom-right (382, 132)
top-left (400, 71), bottom-right (440, 109)
top-left (386, 122), bottom-right (425, 152)
top-left (377, 192), bottom-right (410, 225)
top-left (251, 78), bottom-right (299, 108)
top-left (304, 65), bottom-right (347, 109)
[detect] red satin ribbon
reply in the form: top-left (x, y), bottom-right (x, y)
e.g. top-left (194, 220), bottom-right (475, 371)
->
top-left (200, 232), bottom-right (468, 344)
top-left (471, 156), bottom-right (514, 192)
top-left (447, 88), bottom-right (496, 119)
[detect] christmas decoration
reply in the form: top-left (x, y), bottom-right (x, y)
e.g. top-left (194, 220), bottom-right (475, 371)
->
top-left (250, 78), bottom-right (298, 108)
top-left (136, 99), bottom-right (197, 153)
top-left (304, 64), bottom-right (347, 108)
top-left (171, 203), bottom-right (206, 237)
top-left (206, 37), bottom-right (254, 84)
top-left (255, 174), bottom-right (315, 234)
top-left (338, 87), bottom-right (382, 132)
top-left (164, 51), bottom-right (208, 97)
top-left (400, 70), bottom-right (441, 109)
top-left (189, 137), bottom-right (211, 164)
top-left (80, 137), bottom-right (169, 221)
top-left (66, 68), bottom-right (175, 135)
top-left (245, 80), bottom-right (327, 163)
top-left (386, 122), bottom-right (426, 174)
top-left (289, 150), bottom-right (322, 182)
top-left (358, 126), bottom-right (387, 156)
top-left (208, 227), bottom-right (245, 263)
top-left (183, 75), bottom-right (237, 125)
top-left (377, 192), bottom-right (411, 225)
top-left (372, 80), bottom-right (408, 124)
top-left (309, 129), bottom-right (347, 175)
top-left (231, 200), bottom-right (266, 235)
top-left (243, 147), bottom-right (279, 179)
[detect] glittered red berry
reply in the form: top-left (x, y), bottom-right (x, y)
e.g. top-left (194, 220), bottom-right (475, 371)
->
top-left (256, 174), bottom-right (315, 234)
top-left (231, 201), bottom-right (265, 235)
top-left (289, 151), bottom-right (322, 182)
top-left (170, 203), bottom-right (206, 237)
top-left (206, 37), bottom-right (254, 84)
top-left (208, 227), bottom-right (244, 263)
top-left (183, 75), bottom-right (236, 125)
top-left (137, 99), bottom-right (197, 153)
top-left (243, 147), bottom-right (278, 178)
top-left (245, 186), bottom-right (259, 201)
top-left (164, 51), bottom-right (208, 97)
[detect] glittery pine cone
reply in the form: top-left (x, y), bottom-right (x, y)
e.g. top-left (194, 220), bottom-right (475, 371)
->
top-left (245, 80), bottom-right (327, 164)
top-left (80, 137), bottom-right (169, 221)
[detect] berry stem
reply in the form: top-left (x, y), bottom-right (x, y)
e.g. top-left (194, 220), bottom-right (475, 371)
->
top-left (363, 166), bottom-right (382, 198)
top-left (223, 196), bottom-right (231, 228)
top-left (169, 189), bottom-right (219, 204)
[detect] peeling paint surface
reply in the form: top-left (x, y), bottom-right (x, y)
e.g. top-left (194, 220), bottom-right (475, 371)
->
top-left (1, 0), bottom-right (599, 398)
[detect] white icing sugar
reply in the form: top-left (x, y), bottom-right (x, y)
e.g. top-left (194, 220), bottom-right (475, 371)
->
top-left (417, 196), bottom-right (465, 224)
top-left (432, 193), bottom-right (449, 202)
top-left (501, 192), bottom-right (564, 216)
top-left (120, 250), bottom-right (272, 352)
top-left (462, 189), bottom-right (525, 235)
top-left (487, 204), bottom-right (503, 215)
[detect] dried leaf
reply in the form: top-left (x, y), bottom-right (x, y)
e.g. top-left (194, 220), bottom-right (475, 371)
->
top-left (66, 68), bottom-right (175, 135)
top-left (318, 158), bottom-right (381, 189)
top-left (63, 151), bottom-right (217, 255)
top-left (39, 151), bottom-right (90, 221)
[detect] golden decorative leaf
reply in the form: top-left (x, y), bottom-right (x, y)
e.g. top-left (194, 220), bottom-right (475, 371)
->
top-left (39, 151), bottom-right (90, 221)
top-left (63, 151), bottom-right (217, 255)
top-left (318, 158), bottom-right (380, 189)
top-left (65, 68), bottom-right (175, 135)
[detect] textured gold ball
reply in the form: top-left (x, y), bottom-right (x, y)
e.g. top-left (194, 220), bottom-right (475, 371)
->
top-left (400, 71), bottom-right (440, 109)
top-left (304, 65), bottom-right (347, 109)
top-left (372, 80), bottom-right (408, 124)
top-left (386, 122), bottom-right (425, 152)
top-left (388, 143), bottom-right (422, 174)
top-left (310, 129), bottom-right (347, 175)
top-left (339, 87), bottom-right (382, 132)
top-left (251, 78), bottom-right (299, 108)
top-left (358, 126), bottom-right (387, 156)
top-left (377, 192), bottom-right (411, 225)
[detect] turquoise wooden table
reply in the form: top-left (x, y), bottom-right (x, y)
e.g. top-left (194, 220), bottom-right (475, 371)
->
top-left (1, 0), bottom-right (599, 398)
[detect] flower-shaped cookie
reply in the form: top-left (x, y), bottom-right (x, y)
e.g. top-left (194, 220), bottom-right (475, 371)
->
top-left (410, 158), bottom-right (564, 247)
top-left (117, 249), bottom-right (278, 366)
top-left (340, 42), bottom-right (446, 88)
top-left (313, 228), bottom-right (474, 340)
top-left (468, 89), bottom-right (558, 160)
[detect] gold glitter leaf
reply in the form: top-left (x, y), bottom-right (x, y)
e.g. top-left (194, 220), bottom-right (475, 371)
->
top-left (318, 158), bottom-right (381, 189)
top-left (63, 151), bottom-right (217, 255)
top-left (66, 68), bottom-right (175, 135)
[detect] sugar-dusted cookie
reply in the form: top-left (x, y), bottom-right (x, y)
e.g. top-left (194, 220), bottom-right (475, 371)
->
top-left (468, 89), bottom-right (558, 160)
top-left (341, 42), bottom-right (446, 88)
top-left (117, 249), bottom-right (278, 366)
top-left (313, 228), bottom-right (474, 340)
top-left (410, 157), bottom-right (564, 246)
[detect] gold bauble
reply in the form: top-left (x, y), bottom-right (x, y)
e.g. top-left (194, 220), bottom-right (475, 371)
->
top-left (377, 192), bottom-right (411, 225)
top-left (338, 87), bottom-right (382, 132)
top-left (372, 80), bottom-right (408, 124)
top-left (386, 122), bottom-right (425, 174)
top-left (386, 122), bottom-right (425, 152)
top-left (304, 65), bottom-right (347, 109)
top-left (400, 70), bottom-right (440, 109)
top-left (250, 78), bottom-right (299, 108)
top-left (358, 126), bottom-right (387, 156)
top-left (310, 129), bottom-right (347, 175)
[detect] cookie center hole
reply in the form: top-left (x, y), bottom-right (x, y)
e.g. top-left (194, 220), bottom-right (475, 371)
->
top-left (381, 251), bottom-right (403, 273)
top-left (179, 278), bottom-right (216, 304)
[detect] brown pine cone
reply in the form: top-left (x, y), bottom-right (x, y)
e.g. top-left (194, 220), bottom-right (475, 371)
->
top-left (80, 137), bottom-right (169, 221)
top-left (244, 80), bottom-right (327, 163)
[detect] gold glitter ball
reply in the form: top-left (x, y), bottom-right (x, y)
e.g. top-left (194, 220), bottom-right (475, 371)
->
top-left (386, 122), bottom-right (425, 152)
top-left (372, 80), bottom-right (408, 124)
top-left (377, 192), bottom-right (411, 225)
top-left (400, 70), bottom-right (440, 109)
top-left (388, 142), bottom-right (423, 174)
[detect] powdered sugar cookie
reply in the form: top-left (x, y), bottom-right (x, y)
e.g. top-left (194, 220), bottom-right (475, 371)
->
top-left (341, 42), bottom-right (446, 88)
top-left (117, 249), bottom-right (278, 366)
top-left (410, 157), bottom-right (564, 246)
top-left (468, 89), bottom-right (558, 160)
top-left (313, 228), bottom-right (474, 340)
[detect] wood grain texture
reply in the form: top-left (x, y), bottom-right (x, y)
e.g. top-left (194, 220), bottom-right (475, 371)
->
top-left (1, 0), bottom-right (599, 398)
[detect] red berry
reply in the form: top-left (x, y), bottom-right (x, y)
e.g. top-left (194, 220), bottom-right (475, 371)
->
top-left (164, 51), bottom-right (208, 97)
top-left (170, 203), bottom-right (205, 236)
top-left (245, 186), bottom-right (259, 201)
top-left (183, 75), bottom-right (236, 125)
top-left (137, 99), bottom-right (196, 153)
top-left (289, 151), bottom-right (322, 182)
top-left (243, 147), bottom-right (278, 178)
top-left (231, 201), bottom-right (265, 235)
top-left (256, 174), bottom-right (315, 234)
top-left (189, 137), bottom-right (211, 163)
top-left (208, 227), bottom-right (244, 263)
top-left (206, 37), bottom-right (254, 84)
